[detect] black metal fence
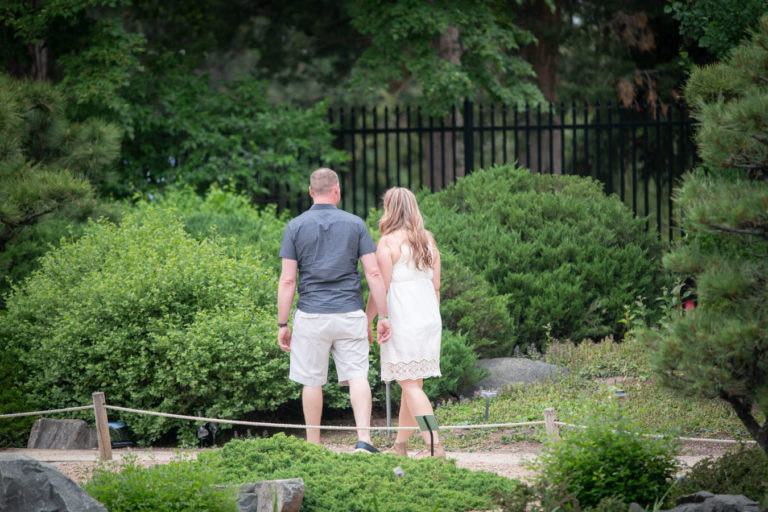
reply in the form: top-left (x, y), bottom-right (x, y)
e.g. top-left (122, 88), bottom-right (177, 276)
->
top-left (327, 99), bottom-right (697, 241)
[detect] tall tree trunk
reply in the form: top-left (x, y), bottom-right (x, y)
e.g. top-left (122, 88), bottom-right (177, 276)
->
top-left (722, 392), bottom-right (768, 453)
top-left (29, 38), bottom-right (49, 81)
top-left (518, 0), bottom-right (565, 174)
top-left (426, 25), bottom-right (462, 191)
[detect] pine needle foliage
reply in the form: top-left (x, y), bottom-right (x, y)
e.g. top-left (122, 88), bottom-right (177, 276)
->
top-left (418, 164), bottom-right (663, 352)
top-left (641, 17), bottom-right (768, 452)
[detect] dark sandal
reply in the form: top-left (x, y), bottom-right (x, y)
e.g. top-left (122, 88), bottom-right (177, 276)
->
top-left (354, 441), bottom-right (380, 454)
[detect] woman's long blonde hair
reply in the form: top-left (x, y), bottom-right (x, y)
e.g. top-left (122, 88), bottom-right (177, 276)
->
top-left (378, 187), bottom-right (434, 271)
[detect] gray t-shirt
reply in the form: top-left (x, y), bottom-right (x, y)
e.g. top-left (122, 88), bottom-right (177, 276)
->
top-left (279, 203), bottom-right (377, 313)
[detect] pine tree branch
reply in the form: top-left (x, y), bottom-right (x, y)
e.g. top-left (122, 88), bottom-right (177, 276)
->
top-left (753, 134), bottom-right (768, 146)
top-left (701, 222), bottom-right (768, 238)
top-left (758, 75), bottom-right (768, 85)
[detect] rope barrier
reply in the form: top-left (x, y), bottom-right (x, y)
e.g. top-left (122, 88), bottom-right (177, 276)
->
top-left (554, 421), bottom-right (757, 444)
top-left (0, 405), bottom-right (93, 418)
top-left (105, 405), bottom-right (546, 431)
top-left (1, 402), bottom-right (756, 445)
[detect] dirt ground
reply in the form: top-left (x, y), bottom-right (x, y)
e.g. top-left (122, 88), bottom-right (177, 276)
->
top-left (4, 436), bottom-right (735, 485)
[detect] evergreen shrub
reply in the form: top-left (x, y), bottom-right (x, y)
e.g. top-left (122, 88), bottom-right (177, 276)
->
top-left (0, 208), bottom-right (297, 445)
top-left (421, 330), bottom-right (488, 400)
top-left (199, 434), bottom-right (519, 512)
top-left (419, 165), bottom-right (663, 353)
top-left (535, 413), bottom-right (678, 508)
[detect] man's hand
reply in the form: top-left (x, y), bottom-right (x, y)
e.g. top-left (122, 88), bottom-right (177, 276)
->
top-left (376, 318), bottom-right (392, 344)
top-left (278, 326), bottom-right (292, 352)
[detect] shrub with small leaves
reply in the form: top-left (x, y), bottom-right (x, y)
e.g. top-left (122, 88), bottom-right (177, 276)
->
top-left (1, 208), bottom-right (296, 445)
top-left (85, 454), bottom-right (238, 512)
top-left (535, 412), bottom-right (679, 508)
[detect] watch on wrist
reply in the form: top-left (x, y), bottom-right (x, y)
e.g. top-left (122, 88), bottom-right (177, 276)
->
top-left (278, 322), bottom-right (288, 328)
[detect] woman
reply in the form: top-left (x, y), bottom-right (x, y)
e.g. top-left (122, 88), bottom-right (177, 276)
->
top-left (366, 187), bottom-right (444, 459)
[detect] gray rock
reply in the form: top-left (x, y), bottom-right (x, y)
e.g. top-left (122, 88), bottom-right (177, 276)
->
top-left (27, 418), bottom-right (98, 450)
top-left (0, 454), bottom-right (107, 512)
top-left (677, 492), bottom-right (717, 504)
top-left (665, 493), bottom-right (760, 512)
top-left (462, 357), bottom-right (568, 395)
top-left (232, 479), bottom-right (305, 512)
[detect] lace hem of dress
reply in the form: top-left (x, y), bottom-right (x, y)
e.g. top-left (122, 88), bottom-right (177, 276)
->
top-left (381, 359), bottom-right (441, 381)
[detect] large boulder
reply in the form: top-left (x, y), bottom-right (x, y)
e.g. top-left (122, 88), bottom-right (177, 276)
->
top-left (664, 491), bottom-right (762, 512)
top-left (0, 454), bottom-right (107, 512)
top-left (233, 479), bottom-right (305, 512)
top-left (27, 418), bottom-right (98, 449)
top-left (462, 357), bottom-right (568, 395)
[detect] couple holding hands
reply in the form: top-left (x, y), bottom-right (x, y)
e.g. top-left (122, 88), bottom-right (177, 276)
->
top-left (277, 167), bottom-right (444, 458)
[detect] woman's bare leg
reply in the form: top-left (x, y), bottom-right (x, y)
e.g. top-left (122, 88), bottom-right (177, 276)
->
top-left (398, 379), bottom-right (440, 444)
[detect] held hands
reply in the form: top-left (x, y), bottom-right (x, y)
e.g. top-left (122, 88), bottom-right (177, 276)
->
top-left (278, 326), bottom-right (292, 352)
top-left (375, 317), bottom-right (392, 344)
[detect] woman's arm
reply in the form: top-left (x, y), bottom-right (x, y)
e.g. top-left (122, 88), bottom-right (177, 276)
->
top-left (430, 237), bottom-right (441, 305)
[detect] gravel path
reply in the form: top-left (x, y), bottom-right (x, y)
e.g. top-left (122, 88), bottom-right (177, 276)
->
top-left (3, 439), bottom-right (733, 485)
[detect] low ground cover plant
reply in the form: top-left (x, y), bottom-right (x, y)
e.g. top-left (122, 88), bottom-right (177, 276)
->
top-left (199, 434), bottom-right (519, 512)
top-left (431, 336), bottom-right (750, 451)
top-left (85, 454), bottom-right (238, 512)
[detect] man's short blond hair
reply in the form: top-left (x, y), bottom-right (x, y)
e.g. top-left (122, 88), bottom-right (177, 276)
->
top-left (310, 168), bottom-right (339, 196)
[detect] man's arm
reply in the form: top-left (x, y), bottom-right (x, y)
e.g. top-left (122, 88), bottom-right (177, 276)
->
top-left (277, 258), bottom-right (298, 352)
top-left (360, 252), bottom-right (392, 343)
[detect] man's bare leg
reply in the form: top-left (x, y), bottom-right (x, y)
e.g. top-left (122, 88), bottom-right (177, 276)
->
top-left (302, 385), bottom-right (323, 444)
top-left (348, 377), bottom-right (373, 444)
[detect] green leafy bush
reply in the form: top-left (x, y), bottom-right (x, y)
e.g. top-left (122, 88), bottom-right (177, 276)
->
top-left (422, 330), bottom-right (488, 400)
top-left (1, 208), bottom-right (297, 445)
top-left (0, 345), bottom-right (34, 447)
top-left (535, 413), bottom-right (679, 508)
top-left (85, 455), bottom-right (238, 512)
top-left (136, 185), bottom-right (287, 272)
top-left (419, 164), bottom-right (664, 352)
top-left (671, 444), bottom-right (768, 506)
top-left (199, 434), bottom-right (519, 512)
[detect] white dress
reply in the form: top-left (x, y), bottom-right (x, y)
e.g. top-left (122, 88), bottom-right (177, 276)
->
top-left (381, 244), bottom-right (442, 382)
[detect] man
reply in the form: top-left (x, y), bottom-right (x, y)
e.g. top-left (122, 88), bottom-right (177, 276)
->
top-left (277, 168), bottom-right (392, 452)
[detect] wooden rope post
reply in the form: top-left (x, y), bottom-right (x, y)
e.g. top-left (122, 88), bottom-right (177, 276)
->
top-left (92, 392), bottom-right (113, 461)
top-left (543, 408), bottom-right (559, 440)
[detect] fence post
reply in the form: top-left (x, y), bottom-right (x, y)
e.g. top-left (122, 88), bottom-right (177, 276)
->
top-left (543, 408), bottom-right (559, 440)
top-left (463, 98), bottom-right (474, 174)
top-left (92, 392), bottom-right (112, 461)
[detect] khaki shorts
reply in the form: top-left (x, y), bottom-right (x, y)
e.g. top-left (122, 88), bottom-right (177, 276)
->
top-left (289, 309), bottom-right (369, 386)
